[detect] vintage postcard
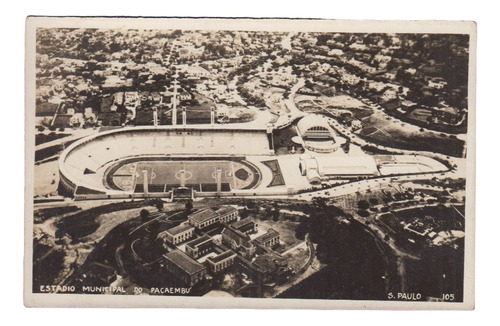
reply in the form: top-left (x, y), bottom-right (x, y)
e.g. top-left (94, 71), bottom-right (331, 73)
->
top-left (24, 17), bottom-right (475, 309)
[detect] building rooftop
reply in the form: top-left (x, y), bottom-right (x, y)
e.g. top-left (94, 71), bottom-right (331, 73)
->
top-left (36, 102), bottom-right (59, 117)
top-left (207, 250), bottom-right (237, 264)
top-left (297, 114), bottom-right (336, 139)
top-left (254, 229), bottom-right (280, 245)
top-left (189, 208), bottom-right (220, 224)
top-left (216, 206), bottom-right (238, 216)
top-left (185, 234), bottom-right (212, 249)
top-left (163, 250), bottom-right (206, 275)
top-left (165, 223), bottom-right (194, 236)
top-left (231, 218), bottom-right (255, 229)
top-left (222, 227), bottom-right (253, 248)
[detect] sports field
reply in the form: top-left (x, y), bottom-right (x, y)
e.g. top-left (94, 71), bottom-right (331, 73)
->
top-left (108, 159), bottom-right (260, 192)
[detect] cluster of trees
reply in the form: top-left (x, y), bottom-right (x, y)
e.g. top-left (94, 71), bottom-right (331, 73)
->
top-left (356, 198), bottom-right (382, 217)
top-left (290, 196), bottom-right (387, 299)
top-left (237, 85), bottom-right (266, 107)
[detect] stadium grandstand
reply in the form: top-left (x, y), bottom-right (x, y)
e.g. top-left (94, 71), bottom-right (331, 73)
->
top-left (58, 125), bottom-right (271, 199)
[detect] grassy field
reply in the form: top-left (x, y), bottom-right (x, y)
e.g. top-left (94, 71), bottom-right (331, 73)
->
top-left (127, 160), bottom-right (257, 191)
top-left (136, 161), bottom-right (233, 185)
top-left (34, 160), bottom-right (60, 197)
top-left (295, 91), bottom-right (465, 157)
top-left (56, 201), bottom-right (154, 242)
top-left (283, 243), bottom-right (309, 273)
top-left (358, 110), bottom-right (465, 157)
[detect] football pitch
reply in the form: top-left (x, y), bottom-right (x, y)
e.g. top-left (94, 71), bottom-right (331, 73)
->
top-left (136, 161), bottom-right (234, 185)
top-left (108, 159), bottom-right (260, 192)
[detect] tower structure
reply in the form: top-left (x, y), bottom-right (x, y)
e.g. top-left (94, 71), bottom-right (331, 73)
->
top-left (142, 170), bottom-right (149, 196)
top-left (172, 82), bottom-right (178, 125)
top-left (180, 170), bottom-right (186, 188)
top-left (153, 107), bottom-right (158, 127)
top-left (216, 168), bottom-right (222, 197)
top-left (182, 107), bottom-right (187, 126)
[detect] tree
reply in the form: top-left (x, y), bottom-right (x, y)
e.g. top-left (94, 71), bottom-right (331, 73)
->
top-left (109, 42), bottom-right (122, 53)
top-left (185, 200), bottom-right (193, 213)
top-left (264, 206), bottom-right (273, 219)
top-left (357, 200), bottom-right (370, 210)
top-left (140, 209), bottom-right (150, 222)
top-left (357, 210), bottom-right (370, 217)
top-left (149, 220), bottom-right (160, 240)
top-left (312, 197), bottom-right (328, 209)
top-left (272, 208), bottom-right (280, 222)
top-left (55, 229), bottom-right (65, 241)
top-left (246, 200), bottom-right (255, 209)
top-left (240, 208), bottom-right (249, 219)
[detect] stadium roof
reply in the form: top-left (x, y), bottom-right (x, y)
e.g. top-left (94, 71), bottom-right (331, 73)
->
top-left (163, 250), bottom-right (206, 275)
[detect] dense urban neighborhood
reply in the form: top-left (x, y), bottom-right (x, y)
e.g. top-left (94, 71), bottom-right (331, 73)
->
top-left (32, 27), bottom-right (469, 302)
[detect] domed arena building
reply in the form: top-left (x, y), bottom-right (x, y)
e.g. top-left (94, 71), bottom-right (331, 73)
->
top-left (296, 114), bottom-right (345, 153)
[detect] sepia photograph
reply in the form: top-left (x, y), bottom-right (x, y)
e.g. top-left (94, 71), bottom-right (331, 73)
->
top-left (24, 17), bottom-right (475, 309)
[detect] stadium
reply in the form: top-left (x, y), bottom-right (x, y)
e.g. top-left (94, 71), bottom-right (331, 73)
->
top-left (58, 124), bottom-right (275, 200)
top-left (57, 113), bottom-right (450, 201)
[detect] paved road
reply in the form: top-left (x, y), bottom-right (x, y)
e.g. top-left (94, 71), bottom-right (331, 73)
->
top-left (281, 32), bottom-right (294, 51)
top-left (35, 128), bottom-right (99, 151)
top-left (275, 78), bottom-right (306, 128)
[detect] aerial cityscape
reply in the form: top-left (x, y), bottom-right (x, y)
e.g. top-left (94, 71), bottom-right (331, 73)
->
top-left (31, 26), bottom-right (469, 302)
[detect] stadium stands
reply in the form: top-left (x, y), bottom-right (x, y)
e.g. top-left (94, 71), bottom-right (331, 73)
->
top-left (59, 126), bottom-right (270, 196)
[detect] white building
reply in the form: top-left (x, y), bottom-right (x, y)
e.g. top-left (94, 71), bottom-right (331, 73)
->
top-left (160, 223), bottom-right (195, 245)
top-left (299, 154), bottom-right (379, 183)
